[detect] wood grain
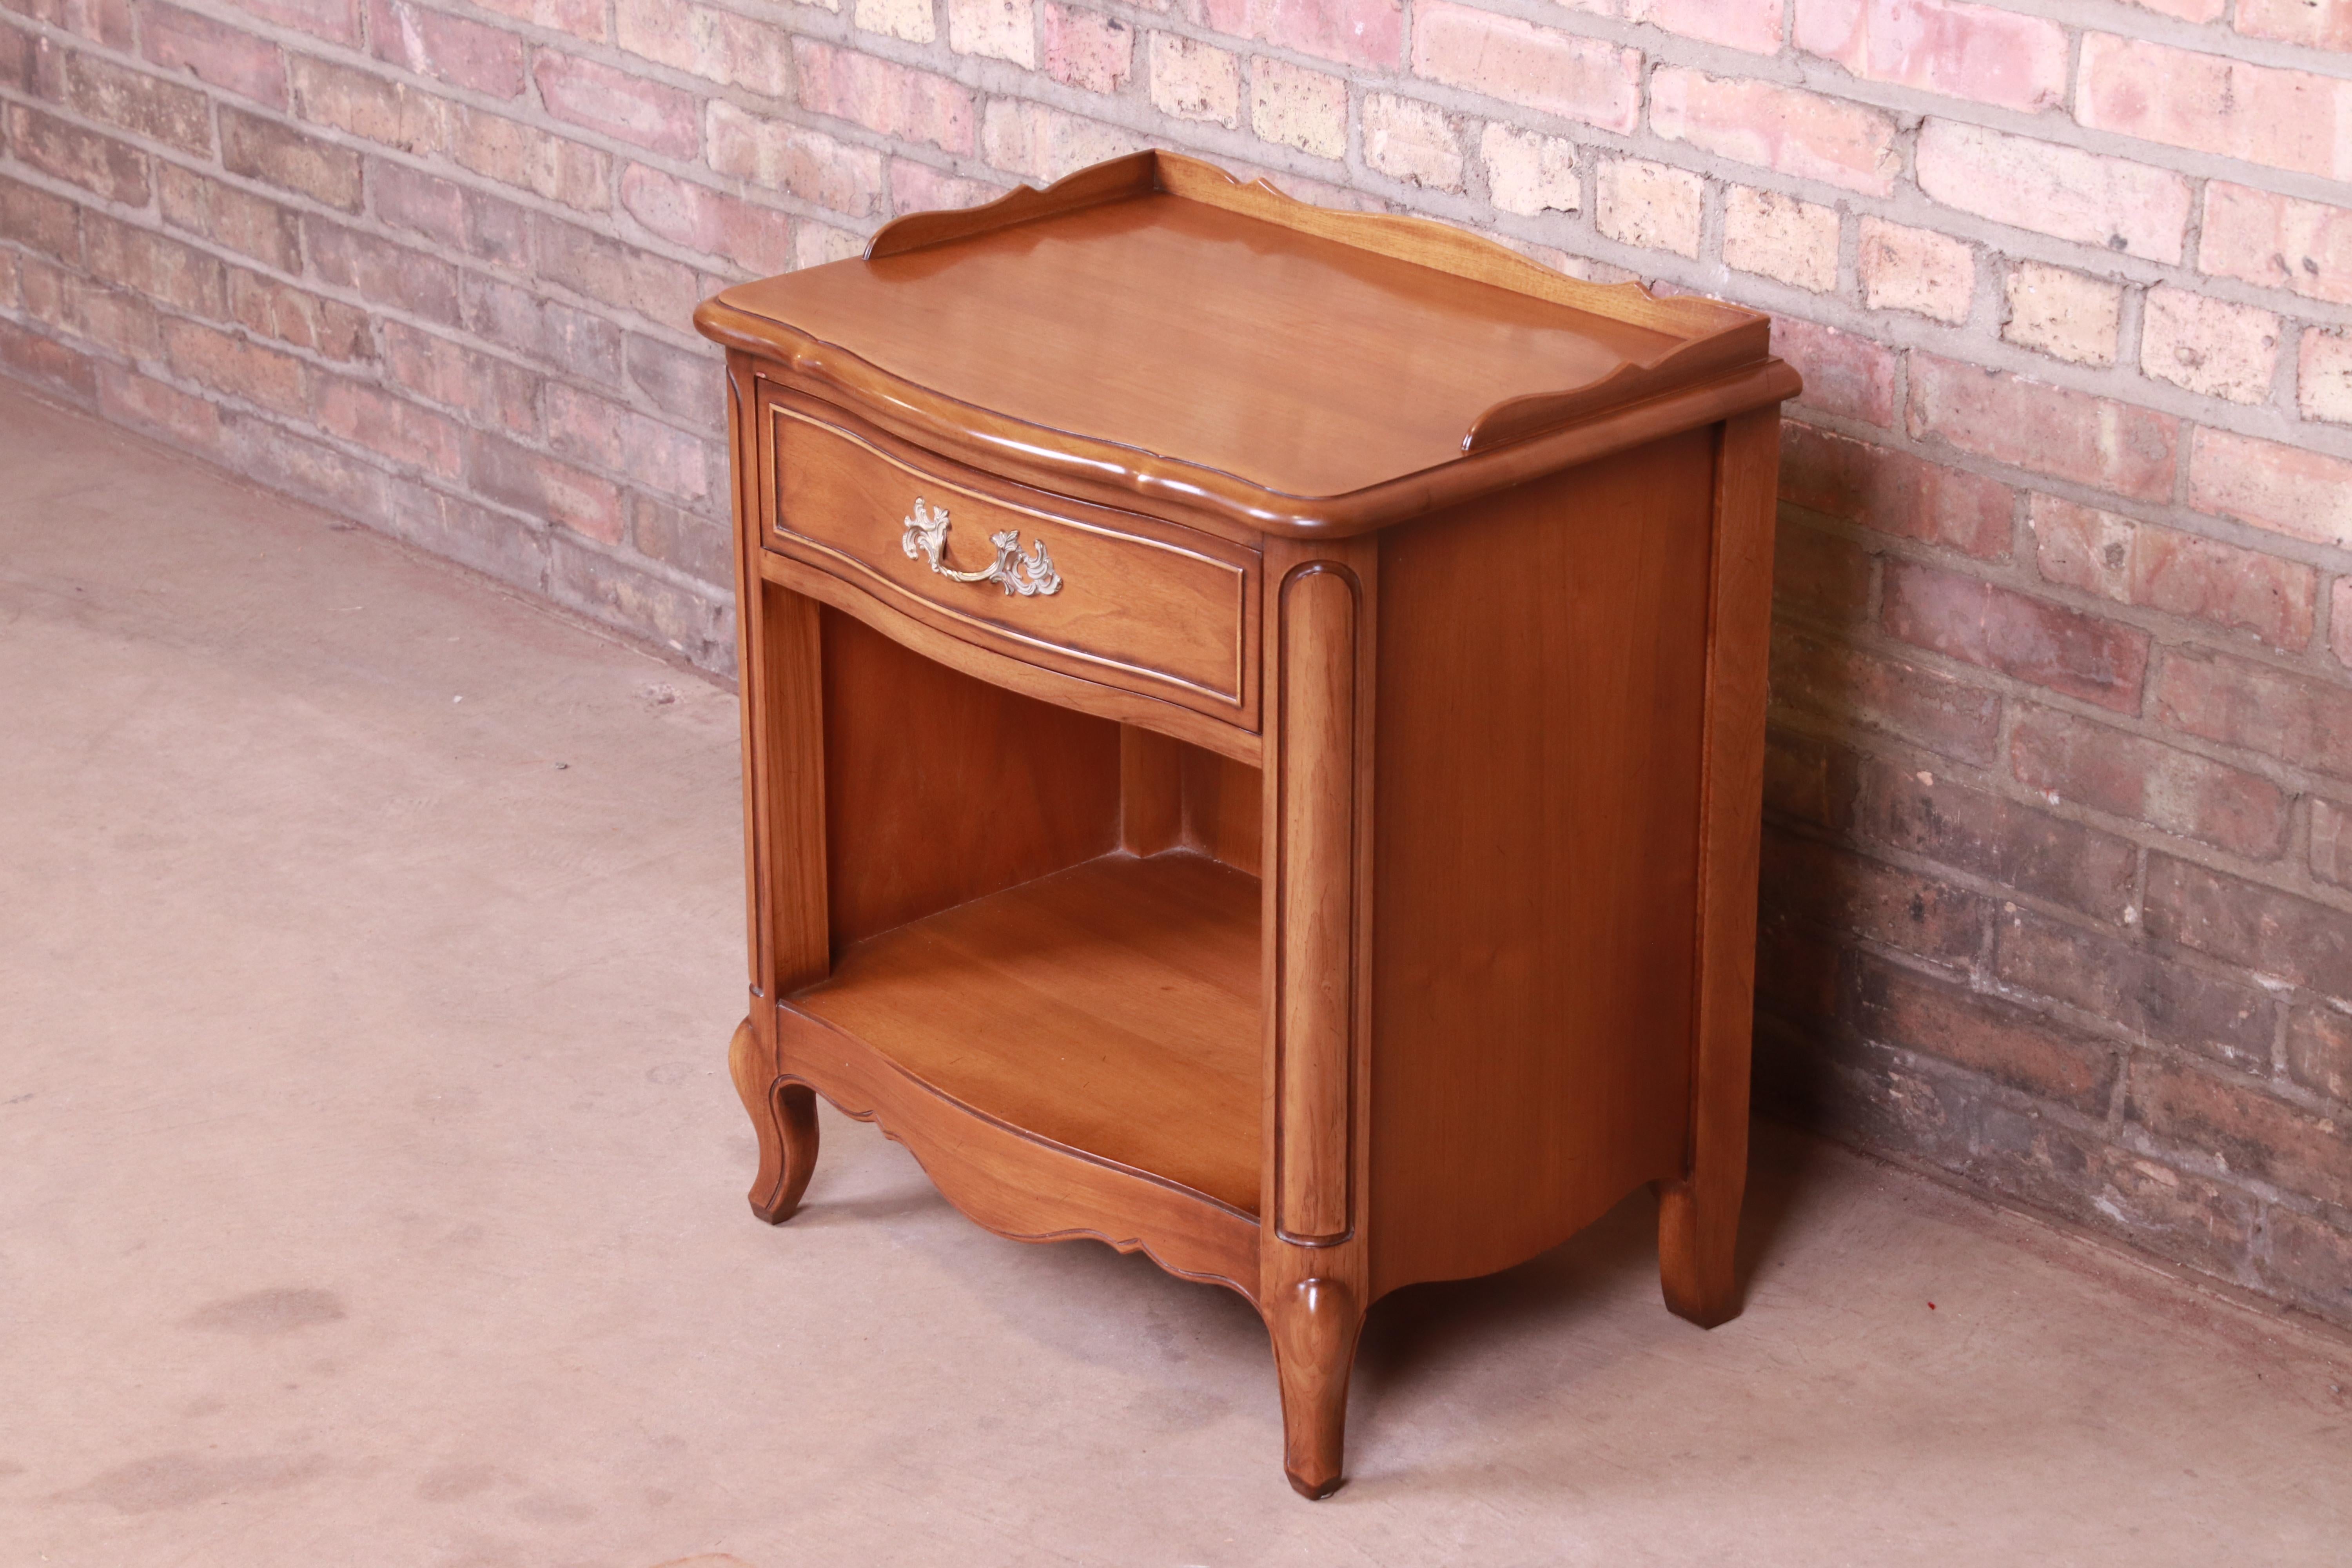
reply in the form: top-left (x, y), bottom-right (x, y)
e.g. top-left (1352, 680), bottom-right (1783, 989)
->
top-left (790, 850), bottom-right (1265, 1215)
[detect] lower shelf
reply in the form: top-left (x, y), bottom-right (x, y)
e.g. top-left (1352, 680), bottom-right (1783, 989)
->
top-left (787, 849), bottom-right (1264, 1215)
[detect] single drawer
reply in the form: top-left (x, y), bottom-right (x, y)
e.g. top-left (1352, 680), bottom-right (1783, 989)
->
top-left (761, 396), bottom-right (1259, 725)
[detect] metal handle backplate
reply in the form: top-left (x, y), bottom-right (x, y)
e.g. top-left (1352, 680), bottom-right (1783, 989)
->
top-left (900, 498), bottom-right (1063, 597)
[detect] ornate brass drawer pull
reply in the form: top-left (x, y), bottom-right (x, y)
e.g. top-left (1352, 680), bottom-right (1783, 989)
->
top-left (901, 498), bottom-right (1063, 597)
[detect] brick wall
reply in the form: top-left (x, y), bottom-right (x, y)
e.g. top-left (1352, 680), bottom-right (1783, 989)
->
top-left (4, 0), bottom-right (2348, 1327)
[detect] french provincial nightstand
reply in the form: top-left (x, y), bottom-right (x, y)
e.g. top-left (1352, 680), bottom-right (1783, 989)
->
top-left (693, 151), bottom-right (1798, 1499)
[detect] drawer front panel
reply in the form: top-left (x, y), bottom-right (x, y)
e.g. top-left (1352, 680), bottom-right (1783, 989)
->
top-left (766, 399), bottom-right (1257, 720)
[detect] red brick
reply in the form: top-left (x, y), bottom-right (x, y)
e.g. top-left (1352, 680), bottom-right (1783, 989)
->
top-left (1769, 623), bottom-right (2004, 764)
top-left (372, 159), bottom-right (531, 270)
top-left (451, 108), bottom-right (610, 213)
top-left (1884, 560), bottom-right (2151, 713)
top-left (1907, 355), bottom-right (2178, 501)
top-left (1773, 515), bottom-right (1872, 624)
top-left (2129, 1057), bottom-right (2352, 1209)
top-left (466, 428), bottom-right (625, 542)
top-left (219, 410), bottom-right (393, 524)
top-left (1762, 724), bottom-right (1859, 833)
top-left (0, 250), bottom-right (15, 312)
top-left (220, 105), bottom-right (362, 210)
top-left (368, 0), bottom-right (526, 96)
top-left (2141, 287), bottom-right (2281, 405)
top-left (1780, 423), bottom-right (2013, 560)
top-left (97, 360), bottom-right (222, 448)
top-left (1856, 755), bottom-right (2139, 922)
top-left (531, 214), bottom-right (701, 326)
top-left (546, 532), bottom-right (730, 668)
top-left (381, 318), bottom-right (538, 435)
top-left (141, 1), bottom-right (286, 107)
top-left (888, 157), bottom-right (1002, 215)
top-left (2011, 703), bottom-right (2288, 859)
top-left (544, 383), bottom-right (710, 502)
top-left (1770, 318), bottom-right (1895, 427)
top-left (1205, 0), bottom-right (1401, 69)
top-left (2238, 0), bottom-right (2352, 47)
top-left (2145, 851), bottom-right (2352, 996)
top-left (2079, 33), bottom-right (2352, 183)
top-left (2187, 427), bottom-right (2352, 553)
top-left (794, 40), bottom-right (977, 155)
top-left (1043, 3), bottom-right (1132, 92)
top-left (978, 100), bottom-right (1144, 182)
top-left (0, 172), bottom-right (83, 261)
top-left (470, 0), bottom-right (602, 40)
top-left (1796, 0), bottom-right (2065, 112)
top-left (2287, 1006), bottom-right (2352, 1102)
top-left (1631, 0), bottom-right (1783, 53)
top-left (223, 0), bottom-right (358, 44)
top-left (1854, 955), bottom-right (2120, 1112)
top-left (1997, 910), bottom-right (2276, 1070)
top-left (2200, 183), bottom-right (2352, 308)
top-left (2, 0), bottom-right (132, 47)
top-left (706, 102), bottom-right (885, 216)
top-left (161, 316), bottom-right (309, 414)
top-left (316, 374), bottom-right (462, 477)
top-left (82, 211), bottom-right (223, 314)
top-left (614, 0), bottom-right (791, 94)
top-left (2031, 495), bottom-right (2314, 652)
top-left (62, 49), bottom-right (214, 155)
top-left (0, 18), bottom-right (29, 92)
top-left (289, 55), bottom-right (447, 153)
top-left (2316, 797), bottom-right (2352, 892)
top-left (1915, 119), bottom-right (2191, 264)
top-left (2259, 1208), bottom-right (2352, 1327)
top-left (533, 51), bottom-right (697, 159)
top-left (305, 218), bottom-right (461, 323)
top-left (18, 256), bottom-right (158, 356)
top-left (2337, 579), bottom-right (2352, 671)
top-left (1761, 827), bottom-right (1991, 963)
top-left (7, 105), bottom-right (148, 204)
top-left (619, 163), bottom-right (793, 276)
top-left (629, 492), bottom-right (728, 583)
top-left (157, 165), bottom-right (300, 270)
top-left (1409, 2), bottom-right (1640, 133)
top-left (226, 269), bottom-right (373, 360)
top-left (1650, 67), bottom-right (1899, 196)
top-left (0, 316), bottom-right (98, 399)
top-left (2153, 646), bottom-right (2352, 782)
top-left (459, 273), bottom-right (622, 382)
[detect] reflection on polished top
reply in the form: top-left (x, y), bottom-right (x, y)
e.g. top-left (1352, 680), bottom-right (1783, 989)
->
top-left (695, 151), bottom-right (1779, 515)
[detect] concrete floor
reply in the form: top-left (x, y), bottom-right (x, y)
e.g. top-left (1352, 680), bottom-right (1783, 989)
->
top-left (3, 381), bottom-right (2349, 1566)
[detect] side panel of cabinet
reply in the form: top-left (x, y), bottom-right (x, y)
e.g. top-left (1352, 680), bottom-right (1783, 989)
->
top-left (1366, 426), bottom-right (1718, 1299)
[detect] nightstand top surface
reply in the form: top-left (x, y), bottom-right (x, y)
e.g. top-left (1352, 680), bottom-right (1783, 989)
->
top-left (699, 152), bottom-right (1777, 515)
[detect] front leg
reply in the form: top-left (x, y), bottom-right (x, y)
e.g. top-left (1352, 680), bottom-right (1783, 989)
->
top-left (729, 1016), bottom-right (819, 1223)
top-left (1265, 1276), bottom-right (1363, 1499)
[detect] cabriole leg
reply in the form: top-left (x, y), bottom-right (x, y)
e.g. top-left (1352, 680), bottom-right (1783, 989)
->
top-left (1265, 1276), bottom-right (1363, 1500)
top-left (729, 1016), bottom-right (819, 1224)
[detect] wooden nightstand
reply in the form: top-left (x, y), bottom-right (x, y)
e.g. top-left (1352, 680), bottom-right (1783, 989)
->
top-left (694, 151), bottom-right (1798, 1498)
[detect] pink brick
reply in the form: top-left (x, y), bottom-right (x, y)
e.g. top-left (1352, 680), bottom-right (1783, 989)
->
top-left (8, 106), bottom-right (148, 204)
top-left (1650, 67), bottom-right (1898, 195)
top-left (1781, 423), bottom-right (2013, 559)
top-left (794, 40), bottom-right (977, 154)
top-left (2336, 578), bottom-right (2352, 670)
top-left (1770, 624), bottom-right (2004, 764)
top-left (19, 257), bottom-right (159, 357)
top-left (141, 1), bottom-right (288, 107)
top-left (534, 52), bottom-right (699, 159)
top-left (2124, 0), bottom-right (2222, 17)
top-left (1595, 158), bottom-right (1702, 257)
top-left (472, 0), bottom-right (603, 35)
top-left (1723, 186), bottom-right (1838, 292)
top-left (708, 102), bottom-right (885, 216)
top-left (2154, 647), bottom-right (2352, 781)
top-left (1204, 0), bottom-right (1403, 68)
top-left (979, 100), bottom-right (1143, 181)
top-left (620, 163), bottom-right (795, 276)
top-left (2012, 704), bottom-right (2287, 858)
top-left (223, 0), bottom-right (358, 45)
top-left (368, 0), bottom-right (526, 96)
top-left (2079, 33), bottom-right (2352, 183)
top-left (162, 317), bottom-right (310, 416)
top-left (532, 215), bottom-right (702, 323)
top-left (2187, 426), bottom-right (2352, 551)
top-left (2031, 494), bottom-right (2314, 651)
top-left (289, 56), bottom-right (449, 154)
top-left (4, 0), bottom-right (132, 47)
top-left (545, 383), bottom-right (710, 502)
top-left (2141, 286), bottom-right (2282, 405)
top-left (889, 158), bottom-right (1004, 214)
top-left (1044, 3), bottom-right (1132, 92)
top-left (318, 376), bottom-right (463, 477)
top-left (2237, 0), bottom-right (2352, 48)
top-left (227, 268), bottom-right (374, 360)
top-left (452, 108), bottom-right (611, 213)
top-left (948, 0), bottom-right (1035, 65)
top-left (615, 0), bottom-right (792, 95)
top-left (1884, 559), bottom-right (2151, 711)
top-left (1630, 0), bottom-right (1784, 54)
top-left (0, 318), bottom-right (98, 402)
top-left (382, 319), bottom-right (538, 435)
top-left (466, 430), bottom-right (623, 541)
top-left (1915, 120), bottom-right (2190, 264)
top-left (2201, 183), bottom-right (2352, 307)
top-left (1149, 33), bottom-right (1240, 127)
top-left (1908, 355), bottom-right (2179, 501)
top-left (2304, 330), bottom-right (2352, 425)
top-left (1410, 2), bottom-right (1640, 134)
top-left (1858, 217), bottom-right (1974, 325)
top-left (1772, 318), bottom-right (1895, 425)
top-left (1796, 0), bottom-right (2065, 112)
top-left (98, 362), bottom-right (222, 450)
top-left (82, 211), bottom-right (224, 313)
top-left (307, 217), bottom-right (461, 321)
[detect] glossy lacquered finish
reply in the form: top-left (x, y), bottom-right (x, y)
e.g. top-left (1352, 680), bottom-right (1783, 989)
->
top-left (699, 150), bottom-right (1796, 1498)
